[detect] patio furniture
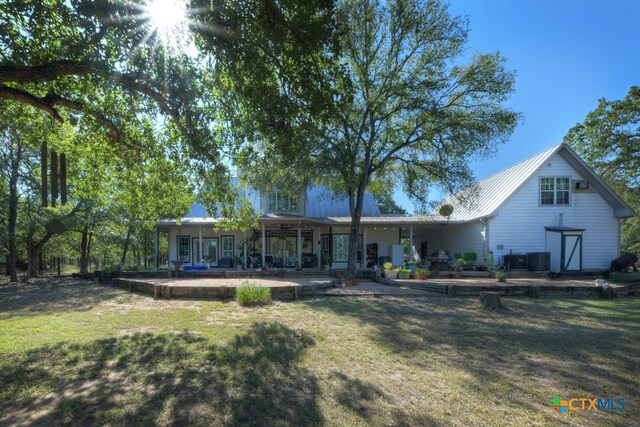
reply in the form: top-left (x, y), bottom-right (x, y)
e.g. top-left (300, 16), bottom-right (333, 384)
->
top-left (218, 257), bottom-right (234, 268)
top-left (301, 253), bottom-right (318, 268)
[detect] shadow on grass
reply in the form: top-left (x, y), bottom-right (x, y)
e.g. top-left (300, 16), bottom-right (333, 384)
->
top-left (305, 296), bottom-right (640, 423)
top-left (0, 322), bottom-right (322, 426)
top-left (0, 278), bottom-right (124, 317)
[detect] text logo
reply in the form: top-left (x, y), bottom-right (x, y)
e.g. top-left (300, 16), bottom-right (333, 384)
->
top-left (549, 395), bottom-right (625, 413)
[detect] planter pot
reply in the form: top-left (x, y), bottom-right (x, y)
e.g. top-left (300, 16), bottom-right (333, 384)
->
top-left (398, 271), bottom-right (410, 279)
top-left (343, 279), bottom-right (358, 286)
top-left (324, 265), bottom-right (330, 271)
top-left (416, 272), bottom-right (427, 280)
top-left (386, 270), bottom-right (398, 279)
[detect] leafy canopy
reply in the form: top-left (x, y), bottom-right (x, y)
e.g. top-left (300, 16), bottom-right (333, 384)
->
top-left (238, 0), bottom-right (519, 270)
top-left (564, 86), bottom-right (640, 253)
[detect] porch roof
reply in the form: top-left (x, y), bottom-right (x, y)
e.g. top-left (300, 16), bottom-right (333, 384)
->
top-left (156, 213), bottom-right (462, 228)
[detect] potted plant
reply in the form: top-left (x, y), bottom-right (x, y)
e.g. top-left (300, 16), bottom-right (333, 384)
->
top-left (463, 252), bottom-right (477, 270)
top-left (398, 268), bottom-right (411, 279)
top-left (342, 271), bottom-right (358, 286)
top-left (415, 268), bottom-right (428, 280)
top-left (322, 254), bottom-right (332, 271)
top-left (234, 256), bottom-right (243, 270)
top-left (404, 260), bottom-right (418, 272)
top-left (383, 262), bottom-right (398, 279)
top-left (453, 252), bottom-right (466, 271)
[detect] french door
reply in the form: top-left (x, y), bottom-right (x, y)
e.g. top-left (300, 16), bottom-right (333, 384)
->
top-left (193, 238), bottom-right (218, 266)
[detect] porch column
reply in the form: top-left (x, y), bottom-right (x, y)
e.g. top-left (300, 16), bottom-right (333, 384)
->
top-left (409, 226), bottom-right (415, 261)
top-left (243, 231), bottom-right (248, 269)
top-left (261, 222), bottom-right (266, 266)
top-left (154, 226), bottom-right (159, 270)
top-left (297, 221), bottom-right (302, 269)
top-left (198, 227), bottom-right (203, 265)
top-left (363, 226), bottom-right (367, 268)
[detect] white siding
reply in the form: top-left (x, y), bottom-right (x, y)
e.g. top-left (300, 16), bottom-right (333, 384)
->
top-left (417, 221), bottom-right (486, 263)
top-left (488, 154), bottom-right (619, 269)
top-left (167, 226), bottom-right (248, 269)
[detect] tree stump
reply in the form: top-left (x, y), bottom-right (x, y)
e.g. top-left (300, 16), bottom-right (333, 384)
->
top-left (528, 285), bottom-right (540, 298)
top-left (479, 291), bottom-right (505, 310)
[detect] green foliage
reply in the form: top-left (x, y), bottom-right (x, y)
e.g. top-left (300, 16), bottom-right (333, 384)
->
top-left (342, 271), bottom-right (355, 280)
top-left (485, 251), bottom-right (496, 272)
top-left (415, 268), bottom-right (428, 279)
top-left (383, 262), bottom-right (393, 270)
top-left (322, 254), bottom-right (333, 266)
top-left (368, 179), bottom-right (408, 214)
top-left (564, 86), bottom-right (640, 254)
top-left (236, 283), bottom-right (272, 306)
top-left (495, 270), bottom-right (506, 283)
top-left (1, 0), bottom-right (338, 232)
top-left (241, 0), bottom-right (519, 273)
top-left (439, 204), bottom-right (454, 218)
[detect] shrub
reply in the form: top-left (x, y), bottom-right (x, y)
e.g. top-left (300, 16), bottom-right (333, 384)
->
top-left (102, 264), bottom-right (121, 273)
top-left (495, 270), bottom-right (507, 283)
top-left (383, 262), bottom-right (393, 270)
top-left (236, 282), bottom-right (272, 306)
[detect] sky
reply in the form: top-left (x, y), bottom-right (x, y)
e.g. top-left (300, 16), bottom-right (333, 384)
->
top-left (394, 0), bottom-right (640, 212)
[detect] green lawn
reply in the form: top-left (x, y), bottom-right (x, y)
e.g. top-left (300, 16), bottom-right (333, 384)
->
top-left (0, 278), bottom-right (638, 426)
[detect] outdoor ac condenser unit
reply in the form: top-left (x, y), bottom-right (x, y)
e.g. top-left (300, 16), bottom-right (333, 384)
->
top-left (574, 180), bottom-right (589, 190)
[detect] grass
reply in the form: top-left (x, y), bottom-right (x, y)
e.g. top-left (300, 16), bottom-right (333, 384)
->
top-left (236, 282), bottom-right (272, 306)
top-left (0, 277), bottom-right (638, 426)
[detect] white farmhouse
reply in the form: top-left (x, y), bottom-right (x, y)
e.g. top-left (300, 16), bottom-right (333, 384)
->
top-left (156, 143), bottom-right (634, 272)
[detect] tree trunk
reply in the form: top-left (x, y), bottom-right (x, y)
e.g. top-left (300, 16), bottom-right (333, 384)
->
top-left (28, 230), bottom-right (55, 278)
top-left (40, 141), bottom-right (48, 207)
top-left (51, 150), bottom-right (58, 207)
top-left (87, 229), bottom-right (94, 272)
top-left (7, 141), bottom-right (21, 282)
top-left (79, 225), bottom-right (89, 277)
top-left (347, 171), bottom-right (370, 274)
top-left (479, 292), bottom-right (505, 310)
top-left (120, 220), bottom-right (134, 266)
top-left (143, 232), bottom-right (148, 270)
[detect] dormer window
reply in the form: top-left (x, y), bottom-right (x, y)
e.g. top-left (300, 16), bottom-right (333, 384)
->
top-left (541, 177), bottom-right (570, 206)
top-left (268, 188), bottom-right (300, 214)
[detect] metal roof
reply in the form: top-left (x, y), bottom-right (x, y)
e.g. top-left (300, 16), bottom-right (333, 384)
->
top-left (184, 185), bottom-right (382, 220)
top-left (439, 143), bottom-right (634, 220)
top-left (439, 144), bottom-right (561, 221)
top-left (305, 186), bottom-right (381, 217)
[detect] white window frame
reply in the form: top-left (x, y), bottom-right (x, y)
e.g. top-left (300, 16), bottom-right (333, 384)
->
top-left (177, 235), bottom-right (190, 262)
top-left (221, 235), bottom-right (234, 259)
top-left (267, 188), bottom-right (300, 214)
top-left (540, 177), bottom-right (571, 206)
top-left (332, 235), bottom-right (349, 262)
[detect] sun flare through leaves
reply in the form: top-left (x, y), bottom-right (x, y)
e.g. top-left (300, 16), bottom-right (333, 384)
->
top-left (144, 0), bottom-right (194, 53)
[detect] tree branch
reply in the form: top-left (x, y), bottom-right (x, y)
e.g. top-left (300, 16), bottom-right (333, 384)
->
top-left (0, 84), bottom-right (64, 122)
top-left (0, 60), bottom-right (93, 83)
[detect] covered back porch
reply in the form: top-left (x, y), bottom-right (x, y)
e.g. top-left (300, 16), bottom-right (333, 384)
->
top-left (154, 215), bottom-right (473, 271)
